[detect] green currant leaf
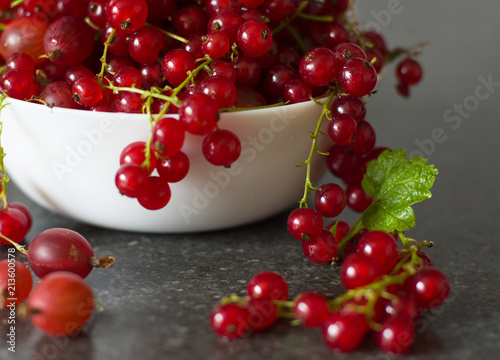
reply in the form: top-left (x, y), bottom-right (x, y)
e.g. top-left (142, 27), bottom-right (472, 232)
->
top-left (361, 148), bottom-right (438, 233)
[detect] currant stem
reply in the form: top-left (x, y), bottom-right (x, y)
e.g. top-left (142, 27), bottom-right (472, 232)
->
top-left (399, 232), bottom-right (410, 249)
top-left (0, 232), bottom-right (28, 255)
top-left (97, 28), bottom-right (116, 83)
top-left (10, 0), bottom-right (27, 8)
top-left (145, 22), bottom-right (189, 44)
top-left (297, 13), bottom-right (334, 22)
top-left (335, 213), bottom-right (365, 256)
top-left (222, 101), bottom-right (286, 113)
top-left (272, 1), bottom-right (309, 35)
top-left (273, 300), bottom-right (296, 319)
top-left (297, 92), bottom-right (336, 208)
top-left (105, 84), bottom-right (180, 105)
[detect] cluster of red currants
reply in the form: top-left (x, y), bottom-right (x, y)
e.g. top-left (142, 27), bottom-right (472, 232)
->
top-left (0, 201), bottom-right (113, 337)
top-left (0, 0), bottom-right (420, 211)
top-left (210, 230), bottom-right (451, 355)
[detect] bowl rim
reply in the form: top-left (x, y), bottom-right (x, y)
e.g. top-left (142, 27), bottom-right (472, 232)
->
top-left (4, 93), bottom-right (328, 120)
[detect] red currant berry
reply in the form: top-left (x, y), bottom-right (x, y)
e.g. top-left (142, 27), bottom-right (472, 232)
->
top-left (0, 208), bottom-right (29, 245)
top-left (287, 207), bottom-right (324, 242)
top-left (156, 152), bottom-right (190, 183)
top-left (179, 93), bottom-right (219, 135)
top-left (363, 30), bottom-right (387, 58)
top-left (198, 76), bottom-right (238, 109)
top-left (247, 271), bottom-right (288, 301)
top-left (210, 303), bottom-right (250, 339)
top-left (0, 260), bottom-right (33, 307)
top-left (325, 145), bottom-right (364, 183)
top-left (120, 141), bottom-right (157, 173)
top-left (127, 25), bottom-right (164, 64)
top-left (6, 52), bottom-right (35, 75)
top-left (233, 54), bottom-right (262, 87)
top-left (236, 19), bottom-right (273, 58)
top-left (406, 268), bottom-right (450, 309)
top-left (341, 252), bottom-right (383, 289)
top-left (105, 0), bottom-right (148, 33)
top-left (115, 163), bottom-right (150, 198)
top-left (137, 176), bottom-right (171, 210)
top-left (8, 202), bottom-right (33, 232)
top-left (172, 6), bottom-right (208, 37)
top-left (332, 42), bottom-right (366, 63)
top-left (202, 129), bottom-right (241, 167)
top-left (87, 0), bottom-right (107, 28)
top-left (322, 311), bottom-right (366, 352)
top-left (357, 230), bottom-right (399, 274)
top-left (299, 47), bottom-right (339, 87)
top-left (161, 48), bottom-right (196, 87)
top-left (152, 117), bottom-right (185, 157)
top-left (284, 78), bottom-right (312, 104)
top-left (382, 294), bottom-right (420, 323)
top-left (208, 60), bottom-right (237, 82)
top-left (376, 316), bottom-right (415, 354)
top-left (113, 65), bottom-right (143, 88)
top-left (65, 64), bottom-right (95, 85)
top-left (337, 58), bottom-right (377, 98)
top-left (347, 120), bottom-right (376, 156)
top-left (314, 183), bottom-right (347, 218)
top-left (301, 228), bottom-right (339, 264)
top-left (202, 31), bottom-right (230, 60)
top-left (396, 58), bottom-right (423, 85)
top-left (328, 95), bottom-right (366, 123)
top-left (396, 82), bottom-right (410, 98)
top-left (246, 298), bottom-right (277, 332)
top-left (72, 76), bottom-right (103, 107)
top-left (327, 220), bottom-right (350, 242)
top-left (111, 91), bottom-right (144, 113)
top-left (207, 9), bottom-right (243, 44)
top-left (346, 183), bottom-right (372, 212)
top-left (0, 70), bottom-right (35, 100)
top-left (293, 292), bottom-right (330, 328)
top-left (327, 114), bottom-right (357, 145)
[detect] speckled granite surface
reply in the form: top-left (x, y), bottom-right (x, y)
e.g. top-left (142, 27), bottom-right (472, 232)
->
top-left (2, 1), bottom-right (500, 359)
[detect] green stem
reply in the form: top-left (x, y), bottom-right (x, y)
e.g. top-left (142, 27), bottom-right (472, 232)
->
top-left (272, 0), bottom-right (309, 35)
top-left (105, 85), bottom-right (180, 106)
top-left (97, 28), bottom-right (116, 83)
top-left (10, 0), bottom-right (27, 7)
top-left (298, 92), bottom-right (336, 208)
top-left (0, 233), bottom-right (28, 255)
top-left (297, 13), bottom-right (334, 22)
top-left (399, 232), bottom-right (410, 249)
top-left (336, 214), bottom-right (365, 255)
top-left (145, 22), bottom-right (189, 44)
top-left (221, 101), bottom-right (286, 113)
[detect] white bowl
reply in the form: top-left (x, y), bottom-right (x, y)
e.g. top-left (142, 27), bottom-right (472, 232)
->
top-left (2, 97), bottom-right (330, 233)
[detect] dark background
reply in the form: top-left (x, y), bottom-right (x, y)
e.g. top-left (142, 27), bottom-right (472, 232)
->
top-left (2, 1), bottom-right (500, 359)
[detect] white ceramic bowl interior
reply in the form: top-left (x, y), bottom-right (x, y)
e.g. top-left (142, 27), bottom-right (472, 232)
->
top-left (2, 97), bottom-right (330, 233)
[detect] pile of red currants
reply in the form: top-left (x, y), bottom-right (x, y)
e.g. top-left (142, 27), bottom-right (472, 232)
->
top-left (0, 0), bottom-right (421, 211)
top-left (0, 0), bottom-right (442, 354)
top-left (210, 231), bottom-right (450, 355)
